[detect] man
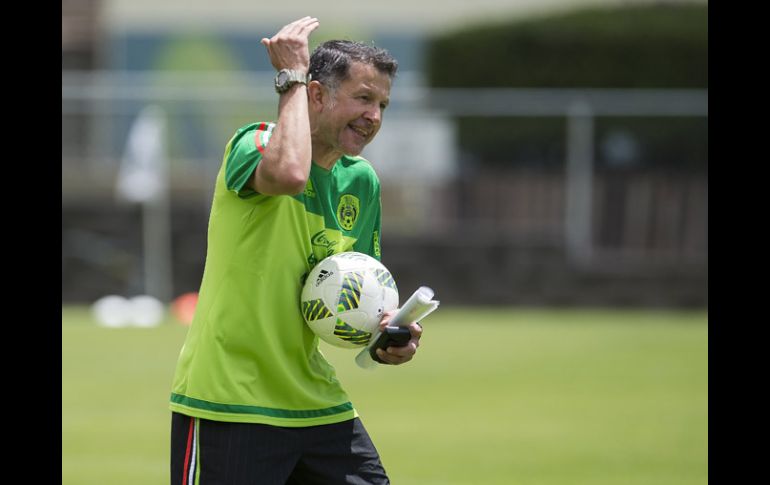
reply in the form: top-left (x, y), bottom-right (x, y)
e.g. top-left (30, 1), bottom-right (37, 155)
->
top-left (169, 17), bottom-right (422, 484)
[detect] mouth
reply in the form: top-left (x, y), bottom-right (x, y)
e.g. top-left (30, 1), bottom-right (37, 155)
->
top-left (348, 124), bottom-right (372, 140)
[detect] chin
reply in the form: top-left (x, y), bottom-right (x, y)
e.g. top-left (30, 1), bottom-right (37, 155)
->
top-left (338, 134), bottom-right (371, 157)
top-left (341, 145), bottom-right (366, 157)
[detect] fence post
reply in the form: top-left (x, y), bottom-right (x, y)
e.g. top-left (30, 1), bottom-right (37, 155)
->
top-left (565, 100), bottom-right (594, 265)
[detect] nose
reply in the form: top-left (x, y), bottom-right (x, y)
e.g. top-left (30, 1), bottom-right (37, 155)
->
top-left (364, 105), bottom-right (382, 125)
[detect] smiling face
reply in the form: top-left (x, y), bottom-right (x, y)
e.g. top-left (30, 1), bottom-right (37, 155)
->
top-left (310, 62), bottom-right (392, 167)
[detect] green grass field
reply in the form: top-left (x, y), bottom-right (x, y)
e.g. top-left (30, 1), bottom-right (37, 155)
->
top-left (62, 306), bottom-right (707, 485)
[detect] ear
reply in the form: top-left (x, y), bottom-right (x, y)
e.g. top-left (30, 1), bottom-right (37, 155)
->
top-left (307, 80), bottom-right (326, 112)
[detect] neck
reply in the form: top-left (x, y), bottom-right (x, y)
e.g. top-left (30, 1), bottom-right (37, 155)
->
top-left (311, 142), bottom-right (343, 170)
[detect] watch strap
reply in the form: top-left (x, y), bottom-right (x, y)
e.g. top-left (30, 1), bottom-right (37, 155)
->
top-left (275, 69), bottom-right (311, 93)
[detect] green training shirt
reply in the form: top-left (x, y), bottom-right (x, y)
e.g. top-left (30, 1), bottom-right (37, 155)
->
top-left (169, 122), bottom-right (383, 426)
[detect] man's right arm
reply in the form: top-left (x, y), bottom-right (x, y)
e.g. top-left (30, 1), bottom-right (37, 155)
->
top-left (251, 83), bottom-right (312, 195)
top-left (249, 16), bottom-right (320, 196)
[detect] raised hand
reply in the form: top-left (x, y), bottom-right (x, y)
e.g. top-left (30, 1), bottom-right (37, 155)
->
top-left (260, 16), bottom-right (320, 72)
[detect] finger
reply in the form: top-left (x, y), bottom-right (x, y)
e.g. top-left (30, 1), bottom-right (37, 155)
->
top-left (260, 39), bottom-right (273, 60)
top-left (273, 18), bottom-right (303, 39)
top-left (379, 310), bottom-right (396, 329)
top-left (284, 16), bottom-right (311, 29)
top-left (294, 16), bottom-right (317, 29)
top-left (299, 18), bottom-right (320, 35)
top-left (298, 16), bottom-right (318, 26)
top-left (376, 348), bottom-right (411, 365)
top-left (375, 348), bottom-right (391, 363)
top-left (380, 342), bottom-right (417, 366)
top-left (286, 16), bottom-right (316, 36)
top-left (286, 18), bottom-right (319, 40)
top-left (388, 340), bottom-right (417, 356)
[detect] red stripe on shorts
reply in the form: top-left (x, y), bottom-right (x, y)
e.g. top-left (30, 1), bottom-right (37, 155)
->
top-left (182, 417), bottom-right (194, 485)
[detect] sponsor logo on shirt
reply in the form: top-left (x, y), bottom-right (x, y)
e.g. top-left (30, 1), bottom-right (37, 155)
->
top-left (373, 231), bottom-right (381, 257)
top-left (311, 230), bottom-right (338, 257)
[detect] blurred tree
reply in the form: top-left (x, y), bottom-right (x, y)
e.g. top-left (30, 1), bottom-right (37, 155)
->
top-left (425, 3), bottom-right (707, 171)
top-left (426, 3), bottom-right (707, 88)
top-left (151, 33), bottom-right (246, 163)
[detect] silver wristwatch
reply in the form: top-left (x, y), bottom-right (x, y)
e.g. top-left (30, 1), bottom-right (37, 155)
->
top-left (274, 69), bottom-right (311, 94)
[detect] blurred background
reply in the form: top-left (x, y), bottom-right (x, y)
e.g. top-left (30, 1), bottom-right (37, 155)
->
top-left (62, 0), bottom-right (707, 483)
top-left (62, 0), bottom-right (707, 307)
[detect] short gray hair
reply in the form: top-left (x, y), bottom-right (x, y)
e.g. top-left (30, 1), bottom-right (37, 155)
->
top-left (309, 40), bottom-right (398, 91)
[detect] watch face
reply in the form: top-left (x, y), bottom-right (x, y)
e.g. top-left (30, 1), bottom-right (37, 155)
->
top-left (275, 70), bottom-right (306, 93)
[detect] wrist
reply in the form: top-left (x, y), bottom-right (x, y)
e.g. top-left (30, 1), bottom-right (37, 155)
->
top-left (274, 69), bottom-right (312, 94)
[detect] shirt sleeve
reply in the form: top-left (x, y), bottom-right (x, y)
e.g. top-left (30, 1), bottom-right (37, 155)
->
top-left (224, 122), bottom-right (275, 197)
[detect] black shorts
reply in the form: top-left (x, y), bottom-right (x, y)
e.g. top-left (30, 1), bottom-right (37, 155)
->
top-left (170, 412), bottom-right (389, 485)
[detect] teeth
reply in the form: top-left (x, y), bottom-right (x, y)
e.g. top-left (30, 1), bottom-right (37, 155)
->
top-left (351, 126), bottom-right (369, 137)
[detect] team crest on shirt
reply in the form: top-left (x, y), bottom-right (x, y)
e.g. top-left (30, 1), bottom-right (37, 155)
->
top-left (336, 194), bottom-right (360, 231)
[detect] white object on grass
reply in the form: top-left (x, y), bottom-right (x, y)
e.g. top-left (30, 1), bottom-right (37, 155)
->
top-left (91, 294), bottom-right (166, 328)
top-left (92, 295), bottom-right (131, 328)
top-left (129, 295), bottom-right (165, 327)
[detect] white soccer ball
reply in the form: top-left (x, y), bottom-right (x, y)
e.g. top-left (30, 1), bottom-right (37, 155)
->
top-left (301, 252), bottom-right (399, 349)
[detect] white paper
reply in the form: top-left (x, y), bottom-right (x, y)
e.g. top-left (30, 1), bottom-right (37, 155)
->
top-left (355, 286), bottom-right (440, 370)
